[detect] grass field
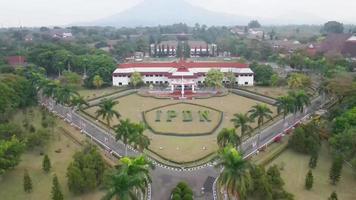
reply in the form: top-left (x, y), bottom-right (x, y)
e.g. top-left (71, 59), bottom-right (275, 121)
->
top-left (84, 93), bottom-right (277, 163)
top-left (243, 86), bottom-right (291, 99)
top-left (268, 143), bottom-right (356, 200)
top-left (144, 103), bottom-right (222, 135)
top-left (0, 108), bottom-right (104, 200)
top-left (77, 86), bottom-right (121, 100)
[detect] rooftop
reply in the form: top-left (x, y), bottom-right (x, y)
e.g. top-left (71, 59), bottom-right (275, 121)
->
top-left (118, 59), bottom-right (249, 69)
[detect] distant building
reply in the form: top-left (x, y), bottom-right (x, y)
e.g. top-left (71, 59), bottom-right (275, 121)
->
top-left (150, 40), bottom-right (218, 57)
top-left (112, 59), bottom-right (254, 88)
top-left (50, 29), bottom-right (73, 40)
top-left (6, 56), bottom-right (27, 67)
top-left (269, 39), bottom-right (307, 54)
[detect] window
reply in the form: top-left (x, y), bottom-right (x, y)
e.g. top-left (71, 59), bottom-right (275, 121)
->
top-left (165, 81), bottom-right (168, 84)
top-left (119, 82), bottom-right (122, 85)
top-left (245, 82), bottom-right (248, 85)
top-left (146, 81), bottom-right (149, 84)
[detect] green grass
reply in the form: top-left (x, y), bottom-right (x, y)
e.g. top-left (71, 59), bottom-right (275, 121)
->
top-left (268, 143), bottom-right (356, 200)
top-left (83, 93), bottom-right (277, 164)
top-left (242, 86), bottom-right (291, 99)
top-left (76, 86), bottom-right (121, 100)
top-left (0, 107), bottom-right (104, 200)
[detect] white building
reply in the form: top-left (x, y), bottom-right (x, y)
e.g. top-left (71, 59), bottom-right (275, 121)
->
top-left (112, 60), bottom-right (254, 90)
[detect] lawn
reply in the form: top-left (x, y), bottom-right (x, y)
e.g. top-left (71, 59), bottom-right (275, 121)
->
top-left (268, 143), bottom-right (356, 200)
top-left (243, 86), bottom-right (291, 99)
top-left (83, 93), bottom-right (277, 164)
top-left (76, 86), bottom-right (122, 100)
top-left (0, 108), bottom-right (104, 200)
top-left (144, 103), bottom-right (222, 135)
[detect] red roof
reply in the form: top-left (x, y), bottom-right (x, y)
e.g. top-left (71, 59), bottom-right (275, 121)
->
top-left (118, 60), bottom-right (249, 69)
top-left (6, 56), bottom-right (26, 66)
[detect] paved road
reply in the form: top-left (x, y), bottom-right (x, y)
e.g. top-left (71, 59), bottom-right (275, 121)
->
top-left (40, 94), bottom-right (322, 200)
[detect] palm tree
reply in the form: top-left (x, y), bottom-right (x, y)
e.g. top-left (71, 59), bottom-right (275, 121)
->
top-left (130, 122), bottom-right (150, 152)
top-left (215, 147), bottom-right (252, 200)
top-left (132, 134), bottom-right (150, 153)
top-left (231, 113), bottom-right (254, 138)
top-left (248, 104), bottom-right (273, 128)
top-left (54, 85), bottom-right (78, 105)
top-left (102, 171), bottom-right (145, 200)
top-left (42, 81), bottom-right (58, 98)
top-left (102, 156), bottom-right (153, 200)
top-left (70, 95), bottom-right (89, 110)
top-left (275, 96), bottom-right (295, 119)
top-left (119, 156), bottom-right (153, 185)
top-left (96, 98), bottom-right (120, 129)
top-left (217, 128), bottom-right (240, 149)
top-left (114, 119), bottom-right (134, 156)
top-left (293, 90), bottom-right (311, 113)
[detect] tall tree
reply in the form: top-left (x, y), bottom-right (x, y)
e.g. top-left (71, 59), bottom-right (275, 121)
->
top-left (42, 154), bottom-right (51, 173)
top-left (217, 128), bottom-right (240, 149)
top-left (289, 90), bottom-right (310, 113)
top-left (323, 21), bottom-right (344, 34)
top-left (231, 113), bottom-right (254, 138)
top-left (305, 170), bottom-right (313, 190)
top-left (0, 136), bottom-right (25, 175)
top-left (102, 156), bottom-right (153, 200)
top-left (23, 169), bottom-right (33, 193)
top-left (329, 192), bottom-right (338, 200)
top-left (215, 147), bottom-right (252, 199)
top-left (129, 122), bottom-right (150, 152)
top-left (276, 96), bottom-right (295, 119)
top-left (130, 72), bottom-right (143, 88)
top-left (114, 119), bottom-right (136, 156)
top-left (248, 20), bottom-right (261, 28)
top-left (51, 175), bottom-right (63, 200)
top-left (329, 155), bottom-right (343, 185)
top-left (67, 144), bottom-right (106, 194)
top-left (225, 71), bottom-right (236, 88)
top-left (54, 85), bottom-right (78, 105)
top-left (93, 75), bottom-right (104, 89)
top-left (95, 98), bottom-right (120, 129)
top-left (248, 104), bottom-right (273, 128)
top-left (70, 95), bottom-right (89, 110)
top-left (205, 69), bottom-right (224, 88)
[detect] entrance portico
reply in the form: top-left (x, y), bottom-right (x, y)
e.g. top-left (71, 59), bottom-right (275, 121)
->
top-left (170, 78), bottom-right (196, 98)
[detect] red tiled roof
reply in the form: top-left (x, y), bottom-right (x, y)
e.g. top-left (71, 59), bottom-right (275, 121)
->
top-left (6, 56), bottom-right (26, 66)
top-left (118, 60), bottom-right (249, 69)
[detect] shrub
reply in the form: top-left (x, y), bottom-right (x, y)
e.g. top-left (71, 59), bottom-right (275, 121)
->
top-left (329, 155), bottom-right (343, 185)
top-left (288, 123), bottom-right (320, 155)
top-left (305, 170), bottom-right (313, 190)
top-left (23, 169), bottom-right (33, 193)
top-left (171, 182), bottom-right (193, 200)
top-left (309, 153), bottom-right (318, 169)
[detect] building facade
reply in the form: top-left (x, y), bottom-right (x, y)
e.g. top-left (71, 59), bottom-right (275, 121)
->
top-left (150, 40), bottom-right (218, 57)
top-left (112, 60), bottom-right (254, 88)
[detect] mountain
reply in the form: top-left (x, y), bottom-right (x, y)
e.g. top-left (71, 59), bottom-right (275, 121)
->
top-left (79, 0), bottom-right (250, 27)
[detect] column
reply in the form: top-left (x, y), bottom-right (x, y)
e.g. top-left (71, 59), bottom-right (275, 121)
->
top-left (181, 84), bottom-right (185, 97)
top-left (192, 84), bottom-right (195, 93)
top-left (171, 84), bottom-right (174, 93)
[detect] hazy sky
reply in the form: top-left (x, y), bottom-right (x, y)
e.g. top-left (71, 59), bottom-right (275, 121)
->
top-left (1, 0), bottom-right (355, 27)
